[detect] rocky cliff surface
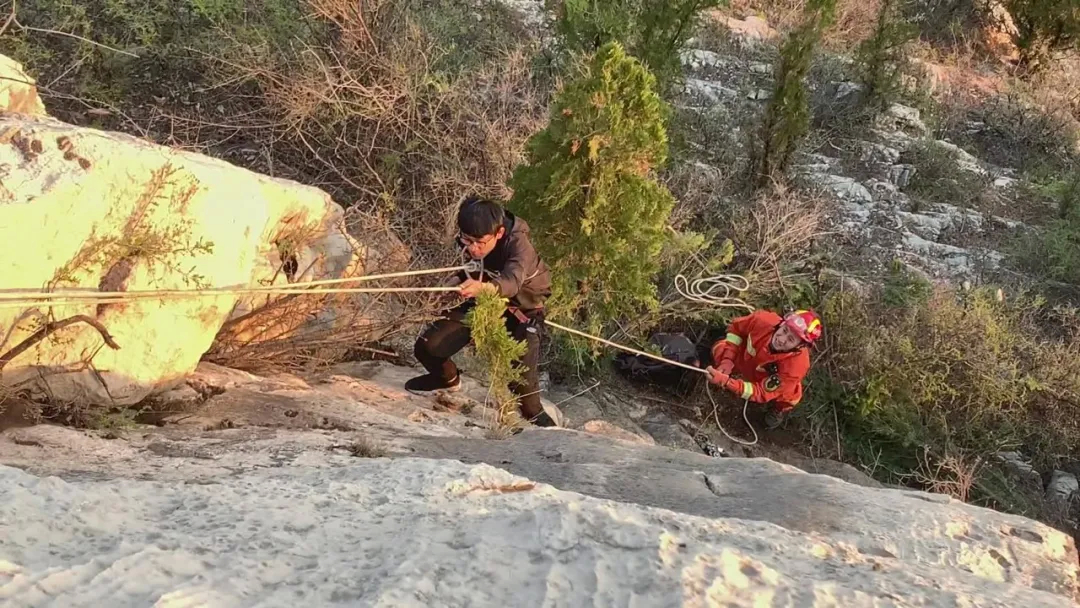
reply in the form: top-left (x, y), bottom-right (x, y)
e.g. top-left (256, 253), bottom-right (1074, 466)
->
top-left (1, 361), bottom-right (1077, 606)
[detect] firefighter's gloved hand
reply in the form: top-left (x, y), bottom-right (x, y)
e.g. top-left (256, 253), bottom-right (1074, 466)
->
top-left (720, 376), bottom-right (743, 395)
top-left (705, 367), bottom-right (730, 385)
top-left (706, 367), bottom-right (745, 396)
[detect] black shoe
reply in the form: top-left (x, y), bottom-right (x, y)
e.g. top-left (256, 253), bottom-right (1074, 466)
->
top-left (764, 408), bottom-right (787, 430)
top-left (528, 411), bottom-right (557, 428)
top-left (405, 373), bottom-right (461, 394)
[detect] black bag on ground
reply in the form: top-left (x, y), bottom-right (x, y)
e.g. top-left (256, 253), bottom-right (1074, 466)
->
top-left (613, 333), bottom-right (701, 392)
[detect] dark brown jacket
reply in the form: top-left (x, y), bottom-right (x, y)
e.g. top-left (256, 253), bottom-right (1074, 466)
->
top-left (457, 211), bottom-right (552, 310)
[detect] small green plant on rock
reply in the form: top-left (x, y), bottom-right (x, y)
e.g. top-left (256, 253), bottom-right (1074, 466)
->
top-left (89, 408), bottom-right (141, 432)
top-left (464, 291), bottom-right (527, 428)
top-left (50, 164), bottom-right (214, 292)
top-left (882, 259), bottom-right (931, 308)
top-left (901, 140), bottom-right (990, 208)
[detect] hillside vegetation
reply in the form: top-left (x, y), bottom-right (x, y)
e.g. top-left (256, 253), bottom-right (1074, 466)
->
top-left (5, 0), bottom-right (1080, 533)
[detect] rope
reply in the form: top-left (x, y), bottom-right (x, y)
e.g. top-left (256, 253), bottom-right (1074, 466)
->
top-left (543, 320), bottom-right (708, 376)
top-left (0, 264), bottom-right (478, 308)
top-left (0, 286), bottom-right (462, 310)
top-left (706, 386), bottom-right (759, 447)
top-left (0, 256), bottom-right (760, 448)
top-left (668, 265), bottom-right (758, 445)
top-left (673, 273), bottom-right (754, 312)
top-left (543, 319), bottom-right (759, 447)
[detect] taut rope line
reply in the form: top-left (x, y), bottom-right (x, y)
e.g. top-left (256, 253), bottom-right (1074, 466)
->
top-left (0, 260), bottom-right (759, 446)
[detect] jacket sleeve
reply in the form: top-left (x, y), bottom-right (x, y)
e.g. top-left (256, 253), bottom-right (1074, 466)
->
top-left (727, 355), bottom-right (809, 410)
top-left (711, 314), bottom-right (751, 366)
top-left (490, 232), bottom-right (538, 299)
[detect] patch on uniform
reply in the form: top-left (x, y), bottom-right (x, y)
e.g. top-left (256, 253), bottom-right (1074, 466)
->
top-left (764, 375), bottom-right (782, 392)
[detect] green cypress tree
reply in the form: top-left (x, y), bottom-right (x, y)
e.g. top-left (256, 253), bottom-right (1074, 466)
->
top-left (508, 41), bottom-right (675, 336)
top-left (547, 0), bottom-right (723, 92)
top-left (751, 0), bottom-right (837, 189)
top-left (856, 0), bottom-right (917, 111)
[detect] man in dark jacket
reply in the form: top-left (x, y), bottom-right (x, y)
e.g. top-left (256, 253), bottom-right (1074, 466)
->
top-left (405, 195), bottom-right (556, 427)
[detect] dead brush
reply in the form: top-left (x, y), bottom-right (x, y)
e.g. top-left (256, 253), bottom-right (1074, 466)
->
top-left (731, 184), bottom-right (828, 296)
top-left (17, 0), bottom-right (546, 377)
top-left (955, 91), bottom-right (1078, 172)
top-left (204, 205), bottom-right (458, 374)
top-left (908, 447), bottom-right (984, 502)
top-left (191, 0), bottom-right (549, 385)
top-left (346, 435), bottom-right (387, 458)
top-left (731, 0), bottom-right (882, 49)
top-left (202, 0), bottom-right (546, 260)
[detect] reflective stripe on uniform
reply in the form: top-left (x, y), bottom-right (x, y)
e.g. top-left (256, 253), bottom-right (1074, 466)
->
top-left (740, 382), bottom-right (754, 400)
top-left (745, 336), bottom-right (756, 357)
top-left (725, 332), bottom-right (743, 346)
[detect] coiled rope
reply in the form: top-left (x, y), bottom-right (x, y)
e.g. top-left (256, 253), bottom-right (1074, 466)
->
top-left (673, 273), bottom-right (754, 312)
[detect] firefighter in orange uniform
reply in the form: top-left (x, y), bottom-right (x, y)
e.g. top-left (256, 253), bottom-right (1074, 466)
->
top-left (705, 309), bottom-right (823, 429)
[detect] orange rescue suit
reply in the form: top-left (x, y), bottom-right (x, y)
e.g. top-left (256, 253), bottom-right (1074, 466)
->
top-left (710, 310), bottom-right (811, 412)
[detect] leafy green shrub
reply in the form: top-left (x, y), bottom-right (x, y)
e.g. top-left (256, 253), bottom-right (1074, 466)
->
top-left (855, 0), bottom-right (916, 111)
top-left (508, 41), bottom-right (675, 335)
top-left (465, 291), bottom-right (527, 425)
top-left (2, 0), bottom-right (311, 108)
top-left (545, 0), bottom-right (723, 91)
top-left (881, 259), bottom-right (931, 308)
top-left (1015, 206), bottom-right (1080, 285)
top-left (901, 140), bottom-right (990, 208)
top-left (750, 0), bottom-right (837, 188)
top-left (803, 284), bottom-right (1080, 485)
top-left (1005, 0), bottom-right (1080, 72)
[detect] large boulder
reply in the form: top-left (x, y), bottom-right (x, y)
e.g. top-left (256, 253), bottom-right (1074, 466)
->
top-left (0, 56), bottom-right (47, 117)
top-left (0, 89), bottom-right (403, 405)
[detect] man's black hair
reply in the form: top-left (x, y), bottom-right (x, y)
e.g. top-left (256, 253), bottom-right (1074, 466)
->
top-left (457, 195), bottom-right (506, 238)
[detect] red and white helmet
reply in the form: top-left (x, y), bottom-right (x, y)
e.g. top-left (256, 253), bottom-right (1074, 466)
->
top-left (783, 310), bottom-right (823, 345)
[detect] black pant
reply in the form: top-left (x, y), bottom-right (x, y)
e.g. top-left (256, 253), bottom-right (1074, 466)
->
top-left (414, 302), bottom-right (544, 419)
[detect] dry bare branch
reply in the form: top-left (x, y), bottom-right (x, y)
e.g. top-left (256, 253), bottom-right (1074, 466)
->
top-left (0, 315), bottom-right (119, 371)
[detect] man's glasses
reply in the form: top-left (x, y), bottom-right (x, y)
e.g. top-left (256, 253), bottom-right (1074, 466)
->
top-left (459, 233), bottom-right (496, 247)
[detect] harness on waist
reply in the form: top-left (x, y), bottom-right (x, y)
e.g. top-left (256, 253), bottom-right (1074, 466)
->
top-left (506, 304), bottom-right (544, 334)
